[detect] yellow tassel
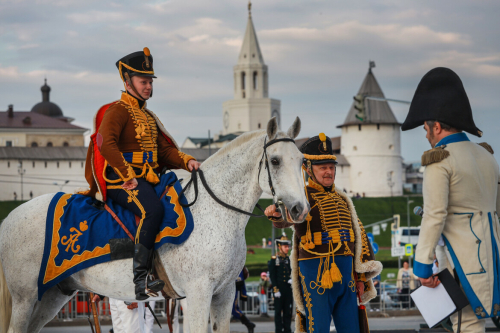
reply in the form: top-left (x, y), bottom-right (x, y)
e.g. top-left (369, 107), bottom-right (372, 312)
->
top-left (135, 135), bottom-right (141, 139)
top-left (321, 270), bottom-right (333, 289)
top-left (146, 165), bottom-right (160, 184)
top-left (330, 263), bottom-right (342, 283)
top-left (141, 132), bottom-right (146, 137)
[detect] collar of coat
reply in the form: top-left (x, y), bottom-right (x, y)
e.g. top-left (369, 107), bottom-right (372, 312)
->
top-left (435, 132), bottom-right (469, 147)
top-left (307, 178), bottom-right (334, 193)
top-left (120, 92), bottom-right (147, 110)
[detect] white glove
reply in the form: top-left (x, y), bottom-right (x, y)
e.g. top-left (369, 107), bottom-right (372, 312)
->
top-left (275, 291), bottom-right (281, 298)
top-left (288, 279), bottom-right (292, 284)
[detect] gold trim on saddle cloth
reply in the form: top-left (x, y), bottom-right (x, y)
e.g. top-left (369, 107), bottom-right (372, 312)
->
top-left (300, 229), bottom-right (355, 246)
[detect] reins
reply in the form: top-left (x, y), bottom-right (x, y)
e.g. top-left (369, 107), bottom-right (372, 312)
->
top-left (179, 137), bottom-right (296, 219)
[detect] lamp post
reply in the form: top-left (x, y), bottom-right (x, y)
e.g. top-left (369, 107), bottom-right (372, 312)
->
top-left (407, 197), bottom-right (414, 267)
top-left (387, 172), bottom-right (395, 215)
top-left (53, 180), bottom-right (70, 192)
top-left (18, 161), bottom-right (25, 201)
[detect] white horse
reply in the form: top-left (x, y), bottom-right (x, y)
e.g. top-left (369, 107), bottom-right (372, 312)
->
top-left (0, 117), bottom-right (309, 333)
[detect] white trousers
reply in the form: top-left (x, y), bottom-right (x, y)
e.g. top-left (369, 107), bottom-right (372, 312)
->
top-left (438, 246), bottom-right (486, 333)
top-left (109, 298), bottom-right (156, 333)
top-left (169, 298), bottom-right (189, 333)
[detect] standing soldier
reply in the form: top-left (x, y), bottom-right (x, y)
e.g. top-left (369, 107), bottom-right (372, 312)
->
top-left (268, 236), bottom-right (293, 333)
top-left (265, 133), bottom-right (382, 333)
top-left (83, 48), bottom-right (200, 300)
top-left (402, 67), bottom-right (499, 333)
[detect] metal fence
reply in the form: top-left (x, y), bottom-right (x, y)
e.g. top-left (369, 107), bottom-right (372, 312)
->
top-left (56, 279), bottom-right (415, 320)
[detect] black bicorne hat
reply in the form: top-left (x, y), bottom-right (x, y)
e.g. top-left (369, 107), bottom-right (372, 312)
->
top-left (116, 47), bottom-right (157, 82)
top-left (300, 133), bottom-right (338, 165)
top-left (402, 67), bottom-right (482, 137)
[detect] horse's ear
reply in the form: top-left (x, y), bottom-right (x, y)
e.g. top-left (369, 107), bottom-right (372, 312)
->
top-left (267, 117), bottom-right (278, 140)
top-left (287, 117), bottom-right (301, 139)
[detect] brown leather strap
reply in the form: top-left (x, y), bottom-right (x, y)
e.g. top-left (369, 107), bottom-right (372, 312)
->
top-left (153, 252), bottom-right (181, 299)
top-left (104, 204), bottom-right (135, 241)
top-left (166, 299), bottom-right (173, 333)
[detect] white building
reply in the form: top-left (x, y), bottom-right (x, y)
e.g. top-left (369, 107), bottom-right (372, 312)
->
top-left (298, 65), bottom-right (403, 197)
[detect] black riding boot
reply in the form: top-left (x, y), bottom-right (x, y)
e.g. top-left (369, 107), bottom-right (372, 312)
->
top-left (133, 243), bottom-right (165, 300)
top-left (240, 314), bottom-right (256, 333)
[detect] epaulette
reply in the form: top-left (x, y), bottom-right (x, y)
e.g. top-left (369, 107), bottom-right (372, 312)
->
top-left (421, 145), bottom-right (450, 166)
top-left (478, 142), bottom-right (494, 154)
top-left (271, 256), bottom-right (276, 260)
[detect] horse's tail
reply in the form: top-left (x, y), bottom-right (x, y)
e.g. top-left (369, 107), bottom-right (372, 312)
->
top-left (0, 229), bottom-right (13, 333)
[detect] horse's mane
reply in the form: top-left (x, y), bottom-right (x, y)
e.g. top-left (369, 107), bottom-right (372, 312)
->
top-left (205, 129), bottom-right (289, 164)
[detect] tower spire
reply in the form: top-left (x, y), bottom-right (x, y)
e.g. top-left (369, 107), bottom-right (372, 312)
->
top-left (238, 2), bottom-right (264, 65)
top-left (248, 1), bottom-right (252, 17)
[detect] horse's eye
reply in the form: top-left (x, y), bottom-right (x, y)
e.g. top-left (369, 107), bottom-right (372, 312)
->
top-left (271, 158), bottom-right (279, 166)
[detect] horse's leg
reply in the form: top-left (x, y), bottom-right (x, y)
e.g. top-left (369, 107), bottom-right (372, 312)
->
top-left (7, 296), bottom-right (36, 333)
top-left (184, 284), bottom-right (213, 333)
top-left (27, 287), bottom-right (75, 333)
top-left (210, 284), bottom-right (236, 333)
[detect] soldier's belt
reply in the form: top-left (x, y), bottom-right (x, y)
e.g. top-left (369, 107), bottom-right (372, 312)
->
top-left (300, 229), bottom-right (354, 246)
top-left (122, 151), bottom-right (157, 164)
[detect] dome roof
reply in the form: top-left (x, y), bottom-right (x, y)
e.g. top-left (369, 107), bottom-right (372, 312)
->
top-left (31, 79), bottom-right (64, 118)
top-left (31, 101), bottom-right (63, 117)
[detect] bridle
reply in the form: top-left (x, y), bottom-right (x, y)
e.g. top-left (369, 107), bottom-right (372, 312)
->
top-left (180, 136), bottom-right (297, 223)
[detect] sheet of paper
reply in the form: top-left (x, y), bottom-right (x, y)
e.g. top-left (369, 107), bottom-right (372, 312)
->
top-left (410, 283), bottom-right (456, 328)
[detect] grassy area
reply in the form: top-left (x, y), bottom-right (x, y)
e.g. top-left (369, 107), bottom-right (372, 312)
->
top-left (0, 201), bottom-right (25, 221)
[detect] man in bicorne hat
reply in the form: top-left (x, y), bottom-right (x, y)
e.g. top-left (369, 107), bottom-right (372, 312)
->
top-left (268, 235), bottom-right (293, 333)
top-left (83, 48), bottom-right (200, 300)
top-left (402, 67), bottom-right (499, 333)
top-left (265, 133), bottom-right (382, 333)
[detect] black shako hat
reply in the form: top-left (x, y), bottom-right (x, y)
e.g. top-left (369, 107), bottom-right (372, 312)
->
top-left (116, 47), bottom-right (157, 82)
top-left (402, 67), bottom-right (482, 137)
top-left (300, 133), bottom-right (338, 165)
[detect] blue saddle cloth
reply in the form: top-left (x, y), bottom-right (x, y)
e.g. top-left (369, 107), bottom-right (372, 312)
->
top-left (37, 172), bottom-right (193, 300)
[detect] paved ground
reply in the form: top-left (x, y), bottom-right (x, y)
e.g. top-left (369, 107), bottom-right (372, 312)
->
top-left (39, 315), bottom-right (500, 332)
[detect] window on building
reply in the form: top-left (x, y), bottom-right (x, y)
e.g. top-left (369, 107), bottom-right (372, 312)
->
top-left (7, 161), bottom-right (10, 168)
top-left (31, 142), bottom-right (38, 147)
top-left (63, 142), bottom-right (69, 147)
top-left (253, 71), bottom-right (258, 90)
top-left (6, 141), bottom-right (12, 147)
top-left (389, 144), bottom-right (394, 150)
top-left (258, 123), bottom-right (261, 129)
top-left (69, 162), bottom-right (72, 168)
top-left (81, 162), bottom-right (84, 168)
top-left (32, 161), bottom-right (35, 168)
top-left (358, 125), bottom-right (362, 131)
top-left (57, 161), bottom-right (59, 168)
top-left (238, 123), bottom-right (241, 130)
top-left (377, 124), bottom-right (380, 130)
top-left (241, 72), bottom-right (246, 90)
top-left (353, 146), bottom-right (357, 151)
top-left (47, 142), bottom-right (53, 147)
top-left (45, 162), bottom-right (47, 168)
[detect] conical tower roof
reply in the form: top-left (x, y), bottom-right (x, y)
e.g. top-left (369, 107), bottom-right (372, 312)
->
top-left (338, 64), bottom-right (399, 127)
top-left (237, 2), bottom-right (264, 65)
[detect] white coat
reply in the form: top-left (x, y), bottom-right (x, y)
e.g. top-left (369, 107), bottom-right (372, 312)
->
top-left (414, 132), bottom-right (500, 319)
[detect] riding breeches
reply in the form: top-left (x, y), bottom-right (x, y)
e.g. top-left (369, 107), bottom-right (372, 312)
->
top-left (298, 255), bottom-right (360, 333)
top-left (106, 167), bottom-right (164, 250)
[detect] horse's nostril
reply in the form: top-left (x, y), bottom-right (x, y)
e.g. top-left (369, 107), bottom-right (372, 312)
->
top-left (291, 205), bottom-right (300, 218)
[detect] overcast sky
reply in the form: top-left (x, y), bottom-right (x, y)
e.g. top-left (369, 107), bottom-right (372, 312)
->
top-left (1, 0), bottom-right (499, 163)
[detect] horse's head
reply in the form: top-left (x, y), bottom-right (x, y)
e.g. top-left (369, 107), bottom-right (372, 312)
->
top-left (258, 117), bottom-right (310, 223)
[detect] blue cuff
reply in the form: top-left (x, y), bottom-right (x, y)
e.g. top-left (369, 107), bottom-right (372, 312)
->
top-left (413, 260), bottom-right (433, 278)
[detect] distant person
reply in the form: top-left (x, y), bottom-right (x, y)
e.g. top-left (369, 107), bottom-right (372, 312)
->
top-left (103, 297), bottom-right (156, 333)
top-left (258, 272), bottom-right (270, 317)
top-left (402, 67), bottom-right (499, 332)
top-left (13, 192), bottom-right (17, 201)
top-left (262, 237), bottom-right (266, 249)
top-left (268, 236), bottom-right (292, 333)
top-left (232, 267), bottom-right (256, 333)
top-left (396, 262), bottom-right (416, 308)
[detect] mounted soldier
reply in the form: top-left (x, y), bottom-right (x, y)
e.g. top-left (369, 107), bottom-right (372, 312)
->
top-left (83, 48), bottom-right (201, 300)
top-left (402, 67), bottom-right (499, 333)
top-left (265, 133), bottom-right (382, 333)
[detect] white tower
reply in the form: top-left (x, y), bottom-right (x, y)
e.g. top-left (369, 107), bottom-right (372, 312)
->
top-left (222, 2), bottom-right (281, 134)
top-left (338, 63), bottom-right (403, 197)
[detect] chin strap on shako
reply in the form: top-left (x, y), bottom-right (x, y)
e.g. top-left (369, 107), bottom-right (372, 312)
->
top-left (258, 137), bottom-right (296, 222)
